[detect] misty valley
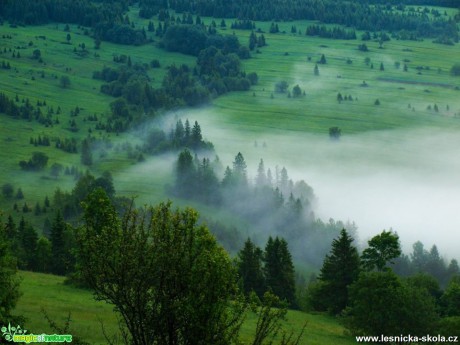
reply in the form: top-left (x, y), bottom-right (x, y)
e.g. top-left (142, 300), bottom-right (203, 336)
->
top-left (0, 0), bottom-right (460, 344)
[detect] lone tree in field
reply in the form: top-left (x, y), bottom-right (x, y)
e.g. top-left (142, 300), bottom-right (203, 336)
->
top-left (60, 75), bottom-right (71, 88)
top-left (76, 189), bottom-right (245, 345)
top-left (2, 183), bottom-right (14, 198)
top-left (329, 127), bottom-right (341, 140)
top-left (314, 64), bottom-right (319, 76)
top-left (319, 54), bottom-right (326, 64)
top-left (451, 63), bottom-right (460, 76)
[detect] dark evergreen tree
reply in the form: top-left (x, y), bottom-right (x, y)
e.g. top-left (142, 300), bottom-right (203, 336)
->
top-left (50, 211), bottom-right (68, 275)
top-left (81, 138), bottom-right (93, 166)
top-left (232, 152), bottom-right (247, 185)
top-left (264, 237), bottom-right (296, 306)
top-left (191, 121), bottom-right (202, 148)
top-left (175, 149), bottom-right (196, 197)
top-left (255, 159), bottom-right (267, 187)
top-left (319, 54), bottom-right (327, 64)
top-left (237, 238), bottom-right (266, 297)
top-left (310, 229), bottom-right (360, 314)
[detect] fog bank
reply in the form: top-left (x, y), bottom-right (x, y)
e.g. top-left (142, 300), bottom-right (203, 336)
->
top-left (181, 108), bottom-right (460, 259)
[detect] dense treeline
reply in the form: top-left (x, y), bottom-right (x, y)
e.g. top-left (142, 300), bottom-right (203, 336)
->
top-left (154, 0), bottom-right (458, 41)
top-left (365, 0), bottom-right (459, 7)
top-left (0, 0), bottom-right (147, 46)
top-left (305, 25), bottom-right (356, 40)
top-left (304, 229), bottom-right (460, 337)
top-left (173, 150), bottom-right (352, 266)
top-left (162, 24), bottom-right (250, 59)
top-left (392, 241), bottom-right (460, 288)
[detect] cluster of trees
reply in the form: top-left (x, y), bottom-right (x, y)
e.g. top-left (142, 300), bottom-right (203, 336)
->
top-left (0, 0), bottom-right (148, 46)
top-left (305, 25), bottom-right (357, 40)
top-left (231, 20), bottom-right (256, 30)
top-left (237, 237), bottom-right (296, 306)
top-left (305, 229), bottom-right (460, 336)
top-left (249, 31), bottom-right (266, 51)
top-left (1, 213), bottom-right (74, 275)
top-left (71, 189), bottom-right (305, 344)
top-left (19, 152), bottom-right (49, 171)
top-left (159, 0), bottom-right (458, 42)
top-left (2, 187), bottom-right (305, 344)
top-left (393, 241), bottom-right (460, 288)
top-left (162, 24), bottom-right (250, 59)
top-left (92, 37), bottom-right (256, 131)
top-left (142, 119), bottom-right (213, 155)
top-left (172, 150), bottom-right (346, 266)
top-left (0, 92), bottom-right (52, 126)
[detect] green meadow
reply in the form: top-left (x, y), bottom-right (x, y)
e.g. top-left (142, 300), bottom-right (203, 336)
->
top-left (1, 11), bottom-right (460, 219)
top-left (15, 271), bottom-right (355, 345)
top-left (1, 4), bottom-right (460, 343)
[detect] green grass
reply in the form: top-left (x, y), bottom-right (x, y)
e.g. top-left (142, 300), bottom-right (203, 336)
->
top-left (2, 9), bottom-right (460, 233)
top-left (14, 271), bottom-right (355, 345)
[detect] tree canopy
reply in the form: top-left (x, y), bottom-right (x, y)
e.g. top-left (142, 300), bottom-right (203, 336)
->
top-left (76, 189), bottom-right (245, 345)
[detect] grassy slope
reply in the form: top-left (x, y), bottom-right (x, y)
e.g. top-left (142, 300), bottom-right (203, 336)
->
top-left (15, 271), bottom-right (355, 345)
top-left (1, 11), bottom-right (460, 217)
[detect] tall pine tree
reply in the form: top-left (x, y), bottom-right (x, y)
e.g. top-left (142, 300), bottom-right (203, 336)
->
top-left (311, 229), bottom-right (360, 314)
top-left (237, 238), bottom-right (266, 298)
top-left (264, 236), bottom-right (296, 306)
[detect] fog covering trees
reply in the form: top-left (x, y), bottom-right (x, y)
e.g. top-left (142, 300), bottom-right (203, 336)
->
top-left (304, 229), bottom-right (460, 336)
top-left (173, 150), bottom-right (344, 266)
top-left (76, 188), bottom-right (245, 345)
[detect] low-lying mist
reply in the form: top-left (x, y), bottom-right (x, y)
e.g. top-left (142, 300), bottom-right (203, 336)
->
top-left (171, 107), bottom-right (460, 260)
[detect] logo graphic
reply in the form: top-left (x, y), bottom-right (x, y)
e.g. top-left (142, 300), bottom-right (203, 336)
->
top-left (1, 323), bottom-right (72, 343)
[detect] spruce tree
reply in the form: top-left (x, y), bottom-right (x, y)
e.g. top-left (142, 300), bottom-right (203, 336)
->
top-left (232, 152), bottom-right (247, 185)
top-left (256, 159), bottom-right (267, 187)
top-left (313, 229), bottom-right (360, 314)
top-left (264, 237), bottom-right (296, 306)
top-left (50, 211), bottom-right (67, 275)
top-left (237, 238), bottom-right (266, 297)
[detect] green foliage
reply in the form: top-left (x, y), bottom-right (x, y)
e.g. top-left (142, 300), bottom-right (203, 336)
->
top-left (361, 230), bottom-right (401, 271)
top-left (264, 237), bottom-right (296, 307)
top-left (345, 271), bottom-right (439, 336)
top-left (19, 152), bottom-right (49, 171)
top-left (59, 75), bottom-right (71, 89)
top-left (250, 291), bottom-right (306, 345)
top-left (437, 316), bottom-right (460, 336)
top-left (76, 189), bottom-right (245, 345)
top-left (162, 25), bottom-right (209, 56)
top-left (450, 63), bottom-right (460, 76)
top-left (440, 277), bottom-right (460, 316)
top-left (328, 127), bottom-right (341, 140)
top-left (275, 81), bottom-right (288, 93)
top-left (0, 217), bottom-right (22, 324)
top-left (238, 238), bottom-right (266, 298)
top-left (50, 211), bottom-right (73, 275)
top-left (2, 183), bottom-right (14, 198)
top-left (310, 229), bottom-right (360, 314)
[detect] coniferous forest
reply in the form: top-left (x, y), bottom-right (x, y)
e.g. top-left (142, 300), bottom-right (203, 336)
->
top-left (0, 0), bottom-right (460, 343)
